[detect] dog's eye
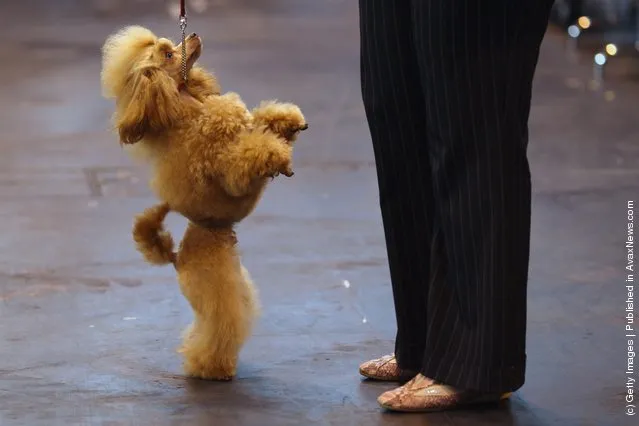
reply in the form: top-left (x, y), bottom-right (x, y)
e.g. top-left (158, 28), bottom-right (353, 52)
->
top-left (165, 52), bottom-right (173, 59)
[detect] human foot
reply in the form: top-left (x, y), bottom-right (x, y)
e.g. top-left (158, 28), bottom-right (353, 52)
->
top-left (359, 354), bottom-right (418, 382)
top-left (377, 374), bottom-right (512, 412)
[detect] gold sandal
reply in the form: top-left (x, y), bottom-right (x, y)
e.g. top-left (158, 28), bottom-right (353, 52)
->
top-left (378, 374), bottom-right (513, 412)
top-left (359, 354), bottom-right (418, 382)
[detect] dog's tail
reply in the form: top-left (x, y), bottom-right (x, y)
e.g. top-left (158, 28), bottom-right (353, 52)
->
top-left (132, 202), bottom-right (176, 266)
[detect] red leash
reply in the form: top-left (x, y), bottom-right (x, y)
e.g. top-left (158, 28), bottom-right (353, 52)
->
top-left (180, 0), bottom-right (186, 19)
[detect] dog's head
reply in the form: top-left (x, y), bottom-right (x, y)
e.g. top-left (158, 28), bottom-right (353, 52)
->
top-left (100, 26), bottom-right (204, 144)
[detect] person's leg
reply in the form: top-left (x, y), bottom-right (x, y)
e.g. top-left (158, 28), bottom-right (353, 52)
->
top-left (358, 0), bottom-right (436, 372)
top-left (406, 0), bottom-right (554, 393)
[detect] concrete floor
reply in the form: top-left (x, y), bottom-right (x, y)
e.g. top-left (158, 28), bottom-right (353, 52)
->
top-left (0, 1), bottom-right (637, 425)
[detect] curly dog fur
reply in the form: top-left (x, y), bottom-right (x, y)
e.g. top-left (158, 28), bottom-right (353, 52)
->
top-left (100, 26), bottom-right (307, 380)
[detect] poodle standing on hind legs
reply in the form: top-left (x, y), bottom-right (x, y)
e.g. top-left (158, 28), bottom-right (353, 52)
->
top-left (100, 26), bottom-right (308, 381)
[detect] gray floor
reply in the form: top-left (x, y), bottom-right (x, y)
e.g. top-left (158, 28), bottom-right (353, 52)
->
top-left (0, 1), bottom-right (637, 425)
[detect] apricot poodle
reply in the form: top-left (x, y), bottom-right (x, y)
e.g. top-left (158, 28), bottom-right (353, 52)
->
top-left (100, 26), bottom-right (307, 380)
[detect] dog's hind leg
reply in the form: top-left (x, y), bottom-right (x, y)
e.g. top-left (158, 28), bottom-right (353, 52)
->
top-left (240, 263), bottom-right (261, 318)
top-left (178, 290), bottom-right (254, 380)
top-left (179, 312), bottom-right (246, 381)
top-left (176, 227), bottom-right (257, 381)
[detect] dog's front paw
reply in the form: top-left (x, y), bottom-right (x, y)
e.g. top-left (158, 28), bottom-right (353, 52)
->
top-left (261, 162), bottom-right (294, 179)
top-left (252, 101), bottom-right (308, 144)
top-left (279, 164), bottom-right (294, 177)
top-left (257, 144), bottom-right (294, 180)
top-left (273, 156), bottom-right (294, 178)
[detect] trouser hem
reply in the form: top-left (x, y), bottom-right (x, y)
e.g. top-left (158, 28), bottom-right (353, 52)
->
top-left (420, 356), bottom-right (526, 393)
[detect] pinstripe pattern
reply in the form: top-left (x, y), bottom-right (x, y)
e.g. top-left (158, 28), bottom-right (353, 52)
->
top-left (359, 0), bottom-right (553, 393)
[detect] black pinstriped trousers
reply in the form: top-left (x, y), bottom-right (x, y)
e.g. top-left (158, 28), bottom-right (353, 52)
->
top-left (359, 0), bottom-right (553, 393)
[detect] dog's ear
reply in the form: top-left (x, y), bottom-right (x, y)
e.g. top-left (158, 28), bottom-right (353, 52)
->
top-left (116, 66), bottom-right (181, 145)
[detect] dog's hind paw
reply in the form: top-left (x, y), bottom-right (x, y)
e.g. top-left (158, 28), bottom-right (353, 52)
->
top-left (183, 359), bottom-right (236, 381)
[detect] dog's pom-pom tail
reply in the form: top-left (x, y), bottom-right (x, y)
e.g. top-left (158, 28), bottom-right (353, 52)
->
top-left (133, 203), bottom-right (176, 266)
